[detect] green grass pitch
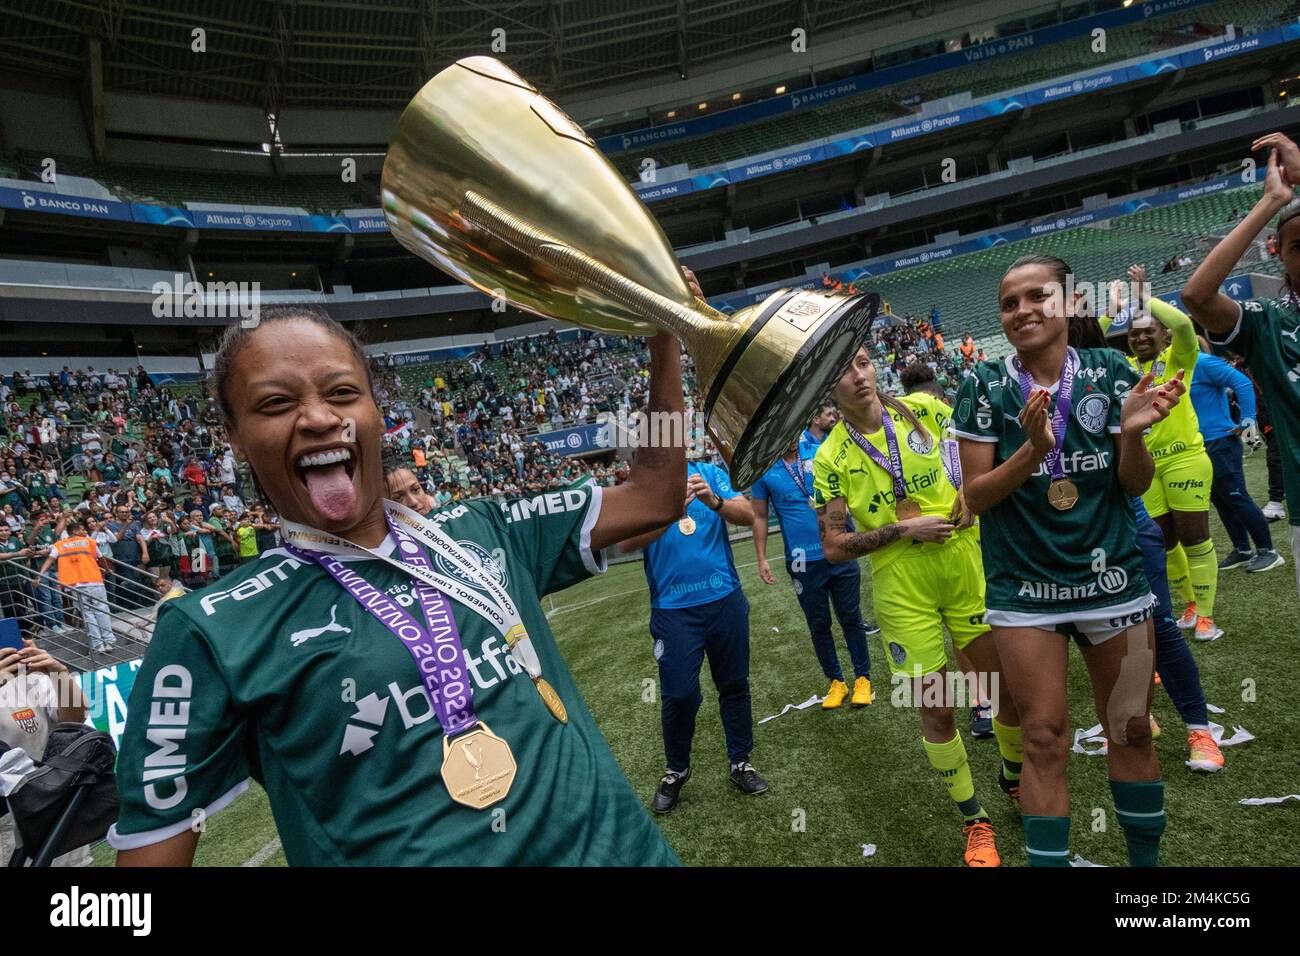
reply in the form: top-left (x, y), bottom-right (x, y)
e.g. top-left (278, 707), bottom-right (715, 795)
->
top-left (93, 451), bottom-right (1297, 866)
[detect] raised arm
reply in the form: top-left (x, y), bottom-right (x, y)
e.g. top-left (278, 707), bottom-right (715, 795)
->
top-left (1147, 298), bottom-right (1199, 371)
top-left (1184, 148), bottom-right (1294, 333)
top-left (591, 333), bottom-right (686, 552)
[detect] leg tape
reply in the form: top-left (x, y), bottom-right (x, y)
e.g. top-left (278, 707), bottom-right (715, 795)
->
top-left (1106, 625), bottom-right (1153, 746)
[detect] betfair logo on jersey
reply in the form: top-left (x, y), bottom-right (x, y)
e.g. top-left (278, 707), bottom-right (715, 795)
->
top-left (502, 488), bottom-right (588, 524)
top-left (866, 467), bottom-right (942, 513)
top-left (1031, 448), bottom-right (1110, 479)
top-left (200, 555), bottom-right (303, 616)
top-left (339, 634), bottom-right (524, 757)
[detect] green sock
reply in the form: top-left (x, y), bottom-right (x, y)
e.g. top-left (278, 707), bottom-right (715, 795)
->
top-left (992, 717), bottom-right (1023, 782)
top-left (1024, 815), bottom-right (1071, 867)
top-left (1110, 778), bottom-right (1166, 867)
top-left (923, 733), bottom-right (986, 822)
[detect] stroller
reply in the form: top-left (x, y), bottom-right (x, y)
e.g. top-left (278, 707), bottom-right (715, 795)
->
top-left (2, 723), bottom-right (119, 867)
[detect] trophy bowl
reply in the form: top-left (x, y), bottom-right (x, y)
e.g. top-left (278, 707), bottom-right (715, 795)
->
top-left (381, 56), bottom-right (877, 488)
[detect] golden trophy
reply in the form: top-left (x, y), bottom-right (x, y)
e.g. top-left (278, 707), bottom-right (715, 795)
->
top-left (381, 56), bottom-right (878, 488)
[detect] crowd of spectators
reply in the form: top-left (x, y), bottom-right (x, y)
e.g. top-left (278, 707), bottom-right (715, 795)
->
top-left (0, 366), bottom-right (289, 635)
top-left (374, 329), bottom-right (702, 501)
top-left (0, 330), bottom-right (681, 632)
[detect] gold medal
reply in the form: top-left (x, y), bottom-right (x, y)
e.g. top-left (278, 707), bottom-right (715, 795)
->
top-left (678, 516), bottom-right (696, 535)
top-left (440, 722), bottom-right (517, 810)
top-left (1047, 478), bottom-right (1079, 511)
top-left (895, 497), bottom-right (922, 519)
top-left (534, 676), bottom-right (569, 724)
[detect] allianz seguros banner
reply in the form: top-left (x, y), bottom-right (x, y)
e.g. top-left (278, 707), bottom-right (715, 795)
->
top-left (0, 183), bottom-right (390, 234)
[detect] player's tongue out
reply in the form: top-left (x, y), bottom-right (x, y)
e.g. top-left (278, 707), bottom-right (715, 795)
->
top-left (303, 461), bottom-right (356, 523)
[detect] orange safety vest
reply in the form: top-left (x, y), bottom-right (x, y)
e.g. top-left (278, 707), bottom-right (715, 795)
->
top-left (53, 535), bottom-right (103, 586)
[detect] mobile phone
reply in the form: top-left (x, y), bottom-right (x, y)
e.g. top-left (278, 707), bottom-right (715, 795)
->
top-left (0, 619), bottom-right (23, 653)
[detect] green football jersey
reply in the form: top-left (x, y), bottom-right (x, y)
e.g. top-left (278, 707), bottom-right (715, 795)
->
top-left (0, 536), bottom-right (24, 581)
top-left (109, 485), bottom-right (679, 866)
top-left (951, 348), bottom-right (1150, 616)
top-left (1208, 296), bottom-right (1300, 526)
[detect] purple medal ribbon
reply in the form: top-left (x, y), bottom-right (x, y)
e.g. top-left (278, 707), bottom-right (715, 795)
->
top-left (844, 410), bottom-right (909, 504)
top-left (286, 517), bottom-right (479, 739)
top-left (1016, 347), bottom-right (1078, 482)
top-left (940, 439), bottom-right (962, 490)
top-left (780, 456), bottom-right (811, 499)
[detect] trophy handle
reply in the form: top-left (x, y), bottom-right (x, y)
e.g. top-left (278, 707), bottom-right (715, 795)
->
top-left (460, 191), bottom-right (726, 352)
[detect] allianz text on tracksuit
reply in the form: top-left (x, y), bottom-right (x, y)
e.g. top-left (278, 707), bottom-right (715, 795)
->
top-left (643, 462), bottom-right (753, 774)
top-left (1190, 352), bottom-right (1275, 559)
top-left (751, 438), bottom-right (871, 684)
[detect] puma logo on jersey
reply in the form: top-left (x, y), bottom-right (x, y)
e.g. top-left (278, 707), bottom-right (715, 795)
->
top-left (290, 603), bottom-right (351, 646)
top-left (1283, 326), bottom-right (1300, 342)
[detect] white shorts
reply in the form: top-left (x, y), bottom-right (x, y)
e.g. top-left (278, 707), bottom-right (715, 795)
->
top-left (986, 593), bottom-right (1156, 646)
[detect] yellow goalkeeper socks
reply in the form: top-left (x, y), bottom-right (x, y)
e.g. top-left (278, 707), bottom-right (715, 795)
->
top-left (923, 733), bottom-right (986, 822)
top-left (1185, 539), bottom-right (1218, 618)
top-left (1166, 543), bottom-right (1193, 605)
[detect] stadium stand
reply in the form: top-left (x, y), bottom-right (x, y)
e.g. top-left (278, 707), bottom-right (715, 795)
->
top-left (612, 0), bottom-right (1298, 178)
top-left (6, 151), bottom-right (373, 214)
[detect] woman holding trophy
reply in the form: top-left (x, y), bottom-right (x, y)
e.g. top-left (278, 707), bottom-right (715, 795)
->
top-left (112, 302), bottom-right (693, 865)
top-left (112, 53), bottom-right (875, 866)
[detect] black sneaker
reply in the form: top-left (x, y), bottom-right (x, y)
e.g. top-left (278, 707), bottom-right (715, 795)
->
top-left (729, 761), bottom-right (769, 795)
top-left (652, 768), bottom-right (690, 814)
top-left (1246, 549), bottom-right (1285, 573)
top-left (1218, 548), bottom-right (1254, 571)
top-left (863, 620), bottom-right (881, 636)
top-left (970, 702), bottom-right (994, 739)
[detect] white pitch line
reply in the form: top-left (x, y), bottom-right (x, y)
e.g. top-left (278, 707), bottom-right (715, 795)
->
top-left (242, 836), bottom-right (282, 867)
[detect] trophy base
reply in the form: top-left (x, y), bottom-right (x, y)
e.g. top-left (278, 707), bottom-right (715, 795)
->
top-left (704, 290), bottom-right (880, 489)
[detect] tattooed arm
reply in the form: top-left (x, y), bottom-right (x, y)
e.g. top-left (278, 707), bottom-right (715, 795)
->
top-left (817, 496), bottom-right (953, 564)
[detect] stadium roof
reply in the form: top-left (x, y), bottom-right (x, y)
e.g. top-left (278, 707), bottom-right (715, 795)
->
top-left (1, 0), bottom-right (921, 108)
